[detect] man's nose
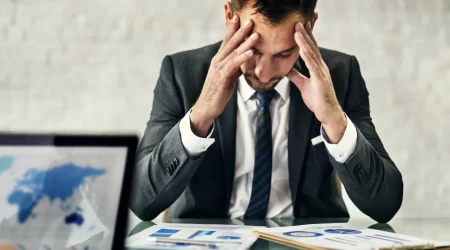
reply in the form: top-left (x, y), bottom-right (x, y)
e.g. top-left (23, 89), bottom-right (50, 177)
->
top-left (255, 56), bottom-right (275, 83)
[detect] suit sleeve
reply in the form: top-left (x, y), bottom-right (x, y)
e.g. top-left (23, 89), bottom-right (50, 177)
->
top-left (129, 55), bottom-right (207, 221)
top-left (329, 55), bottom-right (404, 223)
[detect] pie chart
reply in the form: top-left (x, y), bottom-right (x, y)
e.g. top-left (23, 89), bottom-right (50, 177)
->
top-left (283, 231), bottom-right (323, 237)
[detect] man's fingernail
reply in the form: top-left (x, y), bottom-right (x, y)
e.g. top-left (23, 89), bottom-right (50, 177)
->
top-left (250, 33), bottom-right (258, 39)
top-left (245, 19), bottom-right (251, 27)
top-left (232, 15), bottom-right (238, 23)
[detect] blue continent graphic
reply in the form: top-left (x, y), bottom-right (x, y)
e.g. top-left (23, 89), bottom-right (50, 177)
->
top-left (0, 156), bottom-right (14, 175)
top-left (7, 163), bottom-right (106, 224)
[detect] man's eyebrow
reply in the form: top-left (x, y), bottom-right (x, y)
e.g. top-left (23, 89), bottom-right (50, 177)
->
top-left (275, 45), bottom-right (297, 54)
top-left (251, 45), bottom-right (298, 54)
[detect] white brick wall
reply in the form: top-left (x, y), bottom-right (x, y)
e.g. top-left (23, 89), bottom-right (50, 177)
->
top-left (1, 0), bottom-right (449, 233)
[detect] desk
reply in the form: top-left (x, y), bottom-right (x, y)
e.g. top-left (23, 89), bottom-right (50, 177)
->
top-left (126, 218), bottom-right (450, 250)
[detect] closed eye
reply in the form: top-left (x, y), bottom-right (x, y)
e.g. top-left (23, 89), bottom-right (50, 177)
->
top-left (276, 53), bottom-right (292, 58)
top-left (251, 46), bottom-right (296, 58)
top-left (252, 48), bottom-right (262, 55)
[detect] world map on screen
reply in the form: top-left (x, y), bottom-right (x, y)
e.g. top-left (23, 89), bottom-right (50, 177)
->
top-left (1, 156), bottom-right (106, 226)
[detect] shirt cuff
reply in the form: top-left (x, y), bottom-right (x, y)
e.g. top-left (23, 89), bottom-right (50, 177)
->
top-left (320, 114), bottom-right (357, 163)
top-left (179, 109), bottom-right (215, 157)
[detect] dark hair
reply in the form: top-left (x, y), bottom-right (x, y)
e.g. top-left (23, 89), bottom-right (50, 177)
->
top-left (231, 0), bottom-right (317, 24)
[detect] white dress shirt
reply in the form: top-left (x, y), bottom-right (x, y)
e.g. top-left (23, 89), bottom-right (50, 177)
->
top-left (179, 75), bottom-right (358, 218)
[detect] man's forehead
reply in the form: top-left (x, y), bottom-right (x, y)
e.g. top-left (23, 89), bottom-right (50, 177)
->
top-left (245, 15), bottom-right (300, 53)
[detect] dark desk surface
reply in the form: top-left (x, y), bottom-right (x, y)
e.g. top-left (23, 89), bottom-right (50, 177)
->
top-left (126, 218), bottom-right (450, 250)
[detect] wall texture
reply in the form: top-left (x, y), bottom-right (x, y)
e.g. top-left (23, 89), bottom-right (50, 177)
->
top-left (1, 0), bottom-right (449, 232)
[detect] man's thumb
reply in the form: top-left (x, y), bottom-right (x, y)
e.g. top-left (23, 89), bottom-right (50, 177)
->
top-left (287, 68), bottom-right (308, 91)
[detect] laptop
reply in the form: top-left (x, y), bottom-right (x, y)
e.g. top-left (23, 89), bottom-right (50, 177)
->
top-left (0, 133), bottom-right (138, 250)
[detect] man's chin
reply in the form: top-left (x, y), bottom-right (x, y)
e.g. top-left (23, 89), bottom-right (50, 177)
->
top-left (245, 78), bottom-right (280, 92)
top-left (252, 85), bottom-right (275, 92)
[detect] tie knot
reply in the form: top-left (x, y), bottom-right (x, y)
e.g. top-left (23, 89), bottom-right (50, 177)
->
top-left (256, 90), bottom-right (276, 108)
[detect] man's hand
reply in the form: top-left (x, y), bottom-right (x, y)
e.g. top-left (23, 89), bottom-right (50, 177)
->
top-left (190, 15), bottom-right (259, 137)
top-left (287, 21), bottom-right (347, 143)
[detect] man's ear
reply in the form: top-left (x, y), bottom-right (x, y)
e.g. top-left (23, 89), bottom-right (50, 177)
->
top-left (310, 12), bottom-right (318, 30)
top-left (224, 1), bottom-right (233, 26)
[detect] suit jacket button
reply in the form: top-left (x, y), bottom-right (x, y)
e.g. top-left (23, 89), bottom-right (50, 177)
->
top-left (165, 167), bottom-right (172, 176)
top-left (173, 157), bottom-right (179, 166)
top-left (355, 164), bottom-right (365, 181)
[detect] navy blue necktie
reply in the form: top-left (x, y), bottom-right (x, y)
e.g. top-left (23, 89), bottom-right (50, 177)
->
top-left (244, 90), bottom-right (276, 219)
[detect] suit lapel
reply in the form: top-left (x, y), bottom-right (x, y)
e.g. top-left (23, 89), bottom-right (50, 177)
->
top-left (216, 86), bottom-right (238, 208)
top-left (288, 58), bottom-right (314, 206)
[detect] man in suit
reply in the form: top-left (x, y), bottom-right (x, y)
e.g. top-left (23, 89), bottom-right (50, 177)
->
top-left (129, 0), bottom-right (403, 223)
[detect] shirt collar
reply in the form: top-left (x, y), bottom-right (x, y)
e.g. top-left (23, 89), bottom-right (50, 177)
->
top-left (238, 75), bottom-right (290, 102)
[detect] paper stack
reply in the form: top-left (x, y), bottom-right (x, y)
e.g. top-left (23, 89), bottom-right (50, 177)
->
top-left (253, 223), bottom-right (450, 250)
top-left (126, 223), bottom-right (263, 250)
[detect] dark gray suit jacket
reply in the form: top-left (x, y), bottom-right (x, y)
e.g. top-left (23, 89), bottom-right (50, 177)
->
top-left (129, 41), bottom-right (403, 223)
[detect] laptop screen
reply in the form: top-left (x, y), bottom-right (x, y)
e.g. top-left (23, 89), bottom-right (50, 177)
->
top-left (0, 146), bottom-right (129, 250)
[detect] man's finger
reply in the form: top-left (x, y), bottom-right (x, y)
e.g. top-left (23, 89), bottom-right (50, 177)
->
top-left (220, 15), bottom-right (240, 51)
top-left (224, 49), bottom-right (254, 75)
top-left (219, 14), bottom-right (240, 51)
top-left (287, 67), bottom-right (309, 91)
top-left (224, 32), bottom-right (259, 62)
top-left (216, 18), bottom-right (254, 61)
top-left (306, 21), bottom-right (319, 49)
top-left (294, 32), bottom-right (320, 76)
top-left (295, 22), bottom-right (320, 58)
